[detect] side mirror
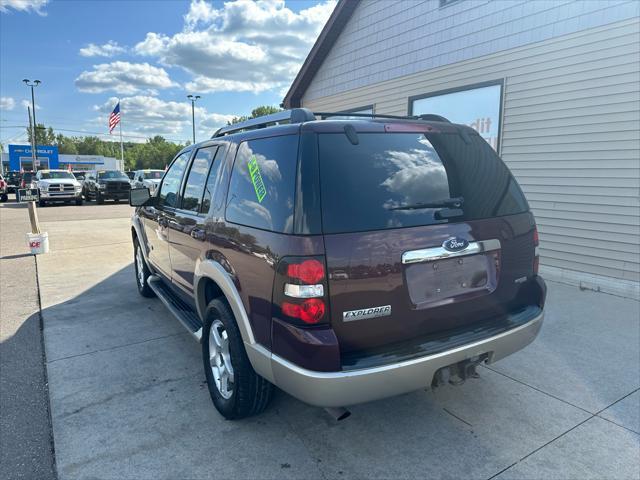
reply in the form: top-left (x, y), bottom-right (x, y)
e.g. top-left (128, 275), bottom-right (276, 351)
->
top-left (130, 187), bottom-right (153, 207)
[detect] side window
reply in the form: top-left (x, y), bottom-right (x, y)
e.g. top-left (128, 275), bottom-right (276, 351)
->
top-left (181, 146), bottom-right (217, 213)
top-left (225, 135), bottom-right (298, 233)
top-left (158, 152), bottom-right (190, 208)
top-left (201, 147), bottom-right (226, 214)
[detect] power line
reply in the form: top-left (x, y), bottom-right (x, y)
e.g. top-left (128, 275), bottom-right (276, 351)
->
top-left (0, 124), bottom-right (186, 143)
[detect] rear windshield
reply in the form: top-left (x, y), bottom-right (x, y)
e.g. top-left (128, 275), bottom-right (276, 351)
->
top-left (319, 132), bottom-right (528, 234)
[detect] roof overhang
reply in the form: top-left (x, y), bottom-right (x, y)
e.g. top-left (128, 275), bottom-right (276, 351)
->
top-left (282, 0), bottom-right (360, 108)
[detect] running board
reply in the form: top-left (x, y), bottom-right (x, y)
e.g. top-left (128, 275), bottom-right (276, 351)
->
top-left (148, 275), bottom-right (203, 341)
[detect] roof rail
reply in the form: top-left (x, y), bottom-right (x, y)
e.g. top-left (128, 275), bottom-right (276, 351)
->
top-left (315, 111), bottom-right (451, 123)
top-left (416, 114), bottom-right (450, 123)
top-left (315, 111), bottom-right (412, 120)
top-left (211, 108), bottom-right (316, 138)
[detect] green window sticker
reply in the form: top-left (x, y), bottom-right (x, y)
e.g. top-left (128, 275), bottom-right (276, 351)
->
top-left (247, 155), bottom-right (267, 203)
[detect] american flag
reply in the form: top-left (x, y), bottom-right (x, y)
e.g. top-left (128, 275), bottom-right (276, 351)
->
top-left (108, 102), bottom-right (121, 133)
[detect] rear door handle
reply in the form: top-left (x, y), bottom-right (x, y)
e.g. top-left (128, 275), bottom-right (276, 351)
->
top-left (190, 228), bottom-right (206, 241)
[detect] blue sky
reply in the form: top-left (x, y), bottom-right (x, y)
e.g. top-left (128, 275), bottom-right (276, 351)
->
top-left (0, 0), bottom-right (335, 146)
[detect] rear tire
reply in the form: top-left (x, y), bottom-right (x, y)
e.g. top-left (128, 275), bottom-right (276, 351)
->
top-left (133, 238), bottom-right (155, 298)
top-left (203, 299), bottom-right (273, 419)
top-left (0, 194), bottom-right (7, 202)
top-left (114, 198), bottom-right (119, 204)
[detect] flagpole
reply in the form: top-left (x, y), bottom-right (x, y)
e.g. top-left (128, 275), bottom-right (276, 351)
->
top-left (118, 99), bottom-right (124, 169)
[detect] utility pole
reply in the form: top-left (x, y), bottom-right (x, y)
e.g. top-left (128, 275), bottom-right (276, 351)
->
top-left (23, 79), bottom-right (41, 170)
top-left (187, 94), bottom-right (200, 144)
top-left (27, 106), bottom-right (36, 170)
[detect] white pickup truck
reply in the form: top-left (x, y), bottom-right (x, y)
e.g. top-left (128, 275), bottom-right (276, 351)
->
top-left (35, 169), bottom-right (83, 206)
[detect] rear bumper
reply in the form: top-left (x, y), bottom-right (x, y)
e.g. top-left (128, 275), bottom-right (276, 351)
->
top-left (249, 310), bottom-right (543, 407)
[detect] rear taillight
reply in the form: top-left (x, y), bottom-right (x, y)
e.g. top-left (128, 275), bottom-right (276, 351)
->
top-left (274, 256), bottom-right (328, 325)
top-left (533, 226), bottom-right (540, 275)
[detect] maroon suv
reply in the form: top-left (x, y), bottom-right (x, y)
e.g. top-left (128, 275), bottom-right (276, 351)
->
top-left (129, 108), bottom-right (546, 420)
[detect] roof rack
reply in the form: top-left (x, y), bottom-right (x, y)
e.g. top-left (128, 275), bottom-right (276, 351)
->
top-left (211, 108), bottom-right (316, 138)
top-left (416, 114), bottom-right (450, 123)
top-left (316, 111), bottom-right (450, 122)
top-left (210, 108), bottom-right (452, 138)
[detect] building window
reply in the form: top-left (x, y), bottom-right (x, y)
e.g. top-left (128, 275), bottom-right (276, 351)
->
top-left (409, 80), bottom-right (504, 153)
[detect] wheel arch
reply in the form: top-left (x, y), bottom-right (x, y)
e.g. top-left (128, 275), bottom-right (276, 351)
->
top-left (193, 259), bottom-right (275, 383)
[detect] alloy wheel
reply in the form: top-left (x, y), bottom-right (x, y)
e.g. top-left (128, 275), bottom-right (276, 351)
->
top-left (209, 319), bottom-right (234, 399)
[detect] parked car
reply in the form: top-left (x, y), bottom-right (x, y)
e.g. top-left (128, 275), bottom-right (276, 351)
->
top-left (83, 170), bottom-right (131, 204)
top-left (0, 174), bottom-right (8, 202)
top-left (19, 171), bottom-right (35, 190)
top-left (129, 108), bottom-right (546, 420)
top-left (34, 169), bottom-right (83, 206)
top-left (131, 169), bottom-right (164, 194)
top-left (5, 171), bottom-right (22, 193)
top-left (71, 171), bottom-right (87, 182)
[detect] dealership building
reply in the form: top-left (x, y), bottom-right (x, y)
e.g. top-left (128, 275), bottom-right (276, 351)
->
top-left (1, 144), bottom-right (123, 172)
top-left (285, 0), bottom-right (640, 299)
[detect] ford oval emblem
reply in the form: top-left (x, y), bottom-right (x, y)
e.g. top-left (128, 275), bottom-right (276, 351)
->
top-left (442, 237), bottom-right (469, 252)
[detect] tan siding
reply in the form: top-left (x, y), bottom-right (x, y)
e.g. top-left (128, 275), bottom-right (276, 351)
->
top-left (302, 18), bottom-right (640, 287)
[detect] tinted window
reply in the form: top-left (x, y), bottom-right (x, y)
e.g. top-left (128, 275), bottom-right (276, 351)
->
top-left (158, 152), bottom-right (190, 208)
top-left (226, 135), bottom-right (298, 233)
top-left (319, 132), bottom-right (528, 234)
top-left (98, 171), bottom-right (128, 180)
top-left (202, 147), bottom-right (226, 214)
top-left (181, 146), bottom-right (217, 212)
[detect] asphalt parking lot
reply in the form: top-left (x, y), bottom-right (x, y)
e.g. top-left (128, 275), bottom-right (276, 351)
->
top-left (1, 200), bottom-right (639, 480)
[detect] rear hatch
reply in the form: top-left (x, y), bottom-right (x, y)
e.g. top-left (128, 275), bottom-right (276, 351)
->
top-left (318, 124), bottom-right (536, 354)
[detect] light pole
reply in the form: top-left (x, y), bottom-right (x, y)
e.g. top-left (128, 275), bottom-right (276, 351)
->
top-left (23, 79), bottom-right (41, 170)
top-left (187, 94), bottom-right (200, 144)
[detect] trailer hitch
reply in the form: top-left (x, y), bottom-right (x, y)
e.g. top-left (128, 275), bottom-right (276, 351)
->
top-left (431, 353), bottom-right (489, 388)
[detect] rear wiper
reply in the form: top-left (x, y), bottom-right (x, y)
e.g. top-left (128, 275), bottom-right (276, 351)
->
top-left (389, 196), bottom-right (464, 211)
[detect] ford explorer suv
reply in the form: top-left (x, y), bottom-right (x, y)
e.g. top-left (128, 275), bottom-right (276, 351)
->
top-left (83, 170), bottom-right (131, 204)
top-left (129, 108), bottom-right (545, 420)
top-left (35, 169), bottom-right (83, 206)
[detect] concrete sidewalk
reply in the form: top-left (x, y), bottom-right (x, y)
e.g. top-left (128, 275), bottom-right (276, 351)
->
top-left (0, 201), bottom-right (56, 480)
top-left (14, 203), bottom-right (640, 479)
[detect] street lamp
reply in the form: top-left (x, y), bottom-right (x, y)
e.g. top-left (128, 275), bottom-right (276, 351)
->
top-left (23, 79), bottom-right (41, 170)
top-left (187, 94), bottom-right (200, 144)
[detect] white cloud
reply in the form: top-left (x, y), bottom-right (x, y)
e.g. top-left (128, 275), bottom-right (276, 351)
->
top-left (134, 0), bottom-right (336, 94)
top-left (0, 97), bottom-right (16, 111)
top-left (92, 96), bottom-right (233, 140)
top-left (75, 61), bottom-right (176, 94)
top-left (21, 99), bottom-right (41, 110)
top-left (79, 41), bottom-right (126, 58)
top-left (0, 0), bottom-right (49, 15)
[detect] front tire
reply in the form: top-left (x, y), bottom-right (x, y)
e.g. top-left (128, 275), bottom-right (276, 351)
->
top-left (38, 199), bottom-right (46, 207)
top-left (203, 299), bottom-right (273, 419)
top-left (75, 198), bottom-right (83, 206)
top-left (133, 238), bottom-right (155, 298)
top-left (0, 193), bottom-right (7, 202)
top-left (96, 192), bottom-right (104, 204)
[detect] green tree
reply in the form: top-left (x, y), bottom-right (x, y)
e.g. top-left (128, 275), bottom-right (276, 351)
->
top-left (26, 123), bottom-right (56, 145)
top-left (228, 105), bottom-right (282, 125)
